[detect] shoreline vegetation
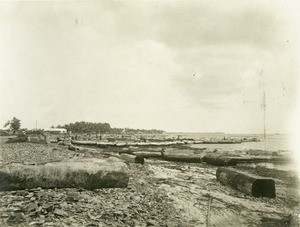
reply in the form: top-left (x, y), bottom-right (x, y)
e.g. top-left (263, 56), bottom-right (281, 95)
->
top-left (55, 121), bottom-right (165, 135)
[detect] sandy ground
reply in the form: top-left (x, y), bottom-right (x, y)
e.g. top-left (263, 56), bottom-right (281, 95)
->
top-left (0, 138), bottom-right (299, 226)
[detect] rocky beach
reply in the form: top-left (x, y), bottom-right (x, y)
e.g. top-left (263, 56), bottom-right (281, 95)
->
top-left (0, 135), bottom-right (299, 226)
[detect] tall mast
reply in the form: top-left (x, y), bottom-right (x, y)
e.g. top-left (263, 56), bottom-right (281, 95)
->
top-left (262, 91), bottom-right (266, 141)
top-left (260, 69), bottom-right (267, 142)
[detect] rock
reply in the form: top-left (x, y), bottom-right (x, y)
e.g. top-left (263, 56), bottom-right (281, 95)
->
top-left (147, 219), bottom-right (157, 226)
top-left (25, 192), bottom-right (34, 198)
top-left (7, 213), bottom-right (26, 224)
top-left (0, 158), bottom-right (129, 191)
top-left (53, 208), bottom-right (66, 216)
top-left (66, 196), bottom-right (79, 202)
top-left (27, 202), bottom-right (38, 212)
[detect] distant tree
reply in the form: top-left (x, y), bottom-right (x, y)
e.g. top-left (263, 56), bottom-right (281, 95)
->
top-left (4, 117), bottom-right (21, 134)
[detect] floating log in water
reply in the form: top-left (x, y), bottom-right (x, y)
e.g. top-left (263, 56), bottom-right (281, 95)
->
top-left (161, 152), bottom-right (202, 163)
top-left (132, 151), bottom-right (162, 158)
top-left (0, 158), bottom-right (129, 191)
top-left (119, 153), bottom-right (144, 164)
top-left (216, 167), bottom-right (276, 198)
top-left (203, 155), bottom-right (237, 166)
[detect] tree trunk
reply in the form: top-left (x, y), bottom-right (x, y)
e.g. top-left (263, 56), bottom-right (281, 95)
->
top-left (118, 150), bottom-right (134, 155)
top-left (203, 155), bottom-right (237, 166)
top-left (132, 151), bottom-right (162, 158)
top-left (0, 158), bottom-right (129, 191)
top-left (72, 140), bottom-right (98, 146)
top-left (162, 152), bottom-right (202, 163)
top-left (119, 153), bottom-right (144, 164)
top-left (216, 167), bottom-right (276, 198)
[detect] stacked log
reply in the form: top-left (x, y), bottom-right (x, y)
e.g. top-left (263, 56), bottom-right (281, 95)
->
top-left (216, 167), bottom-right (276, 198)
top-left (0, 158), bottom-right (129, 191)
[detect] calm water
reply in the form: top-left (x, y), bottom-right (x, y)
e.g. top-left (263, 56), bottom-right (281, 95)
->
top-left (166, 133), bottom-right (292, 151)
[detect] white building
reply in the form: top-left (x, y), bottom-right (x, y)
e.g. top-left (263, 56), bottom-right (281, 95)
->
top-left (44, 128), bottom-right (67, 134)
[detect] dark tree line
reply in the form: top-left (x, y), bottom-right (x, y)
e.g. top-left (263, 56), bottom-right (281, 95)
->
top-left (56, 121), bottom-right (164, 134)
top-left (57, 122), bottom-right (111, 134)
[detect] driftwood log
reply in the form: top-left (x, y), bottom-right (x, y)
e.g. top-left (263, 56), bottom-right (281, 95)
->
top-left (162, 152), bottom-right (202, 163)
top-left (132, 151), bottom-right (162, 158)
top-left (72, 140), bottom-right (98, 146)
top-left (0, 158), bottom-right (129, 191)
top-left (118, 150), bottom-right (134, 155)
top-left (203, 155), bottom-right (237, 166)
top-left (119, 153), bottom-right (144, 164)
top-left (7, 135), bottom-right (28, 143)
top-left (216, 167), bottom-right (276, 198)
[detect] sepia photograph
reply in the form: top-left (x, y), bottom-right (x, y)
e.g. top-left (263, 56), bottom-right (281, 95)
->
top-left (0, 1), bottom-right (299, 226)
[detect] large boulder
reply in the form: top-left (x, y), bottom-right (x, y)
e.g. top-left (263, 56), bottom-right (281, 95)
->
top-left (0, 158), bottom-right (129, 191)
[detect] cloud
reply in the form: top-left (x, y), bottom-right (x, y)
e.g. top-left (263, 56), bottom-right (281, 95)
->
top-left (0, 0), bottom-right (298, 133)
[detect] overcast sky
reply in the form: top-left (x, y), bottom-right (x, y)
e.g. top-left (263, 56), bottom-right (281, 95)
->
top-left (0, 0), bottom-right (299, 133)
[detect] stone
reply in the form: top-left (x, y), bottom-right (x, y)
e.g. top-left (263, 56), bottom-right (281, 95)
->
top-left (7, 213), bottom-right (26, 224)
top-left (53, 208), bottom-right (66, 216)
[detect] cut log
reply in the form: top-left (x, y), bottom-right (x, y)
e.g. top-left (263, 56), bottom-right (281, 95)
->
top-left (7, 135), bottom-right (28, 143)
top-left (162, 152), bottom-right (202, 163)
top-left (204, 155), bottom-right (237, 166)
top-left (119, 154), bottom-right (144, 164)
top-left (0, 158), bottom-right (129, 191)
top-left (216, 167), bottom-right (276, 198)
top-left (233, 156), bottom-right (291, 164)
top-left (68, 144), bottom-right (84, 151)
top-left (118, 150), bottom-right (134, 155)
top-left (234, 157), bottom-right (270, 163)
top-left (132, 151), bottom-right (162, 158)
top-left (255, 163), bottom-right (297, 180)
top-left (72, 140), bottom-right (98, 146)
